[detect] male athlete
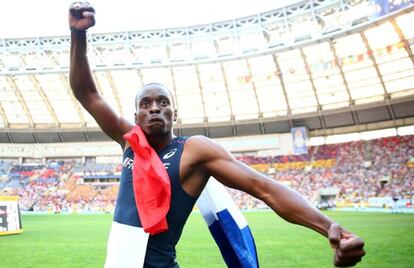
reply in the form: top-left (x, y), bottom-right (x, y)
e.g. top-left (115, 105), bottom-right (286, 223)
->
top-left (69, 2), bottom-right (365, 267)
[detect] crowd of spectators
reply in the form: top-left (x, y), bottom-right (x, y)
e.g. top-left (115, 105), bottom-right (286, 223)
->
top-left (0, 135), bottom-right (413, 212)
top-left (230, 135), bottom-right (414, 209)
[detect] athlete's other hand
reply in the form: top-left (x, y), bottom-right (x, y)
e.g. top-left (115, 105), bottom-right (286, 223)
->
top-left (329, 223), bottom-right (365, 267)
top-left (69, 1), bottom-right (95, 31)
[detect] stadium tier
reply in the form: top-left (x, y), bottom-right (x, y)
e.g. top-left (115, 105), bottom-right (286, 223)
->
top-left (0, 135), bottom-right (413, 212)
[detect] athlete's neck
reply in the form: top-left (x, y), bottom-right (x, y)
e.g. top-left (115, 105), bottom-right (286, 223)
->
top-left (147, 132), bottom-right (175, 152)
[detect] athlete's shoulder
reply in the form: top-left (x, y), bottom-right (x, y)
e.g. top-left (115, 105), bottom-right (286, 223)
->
top-left (185, 135), bottom-right (225, 154)
top-left (186, 135), bottom-right (212, 145)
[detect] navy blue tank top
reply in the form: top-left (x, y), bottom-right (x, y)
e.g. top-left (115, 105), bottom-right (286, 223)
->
top-left (114, 136), bottom-right (197, 267)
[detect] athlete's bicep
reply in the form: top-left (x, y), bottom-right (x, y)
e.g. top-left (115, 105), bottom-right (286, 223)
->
top-left (192, 136), bottom-right (270, 198)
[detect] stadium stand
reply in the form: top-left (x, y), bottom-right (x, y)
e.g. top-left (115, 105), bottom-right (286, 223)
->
top-left (1, 135), bottom-right (413, 212)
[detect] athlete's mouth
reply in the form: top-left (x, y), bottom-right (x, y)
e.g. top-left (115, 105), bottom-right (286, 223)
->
top-left (148, 117), bottom-right (164, 124)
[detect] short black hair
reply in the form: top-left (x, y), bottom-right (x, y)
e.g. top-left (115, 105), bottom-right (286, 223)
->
top-left (135, 83), bottom-right (176, 109)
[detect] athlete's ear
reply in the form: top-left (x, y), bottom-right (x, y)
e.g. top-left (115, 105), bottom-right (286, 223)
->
top-left (134, 112), bottom-right (139, 125)
top-left (173, 109), bottom-right (178, 122)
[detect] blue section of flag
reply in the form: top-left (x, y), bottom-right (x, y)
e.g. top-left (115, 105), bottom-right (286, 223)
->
top-left (208, 209), bottom-right (259, 268)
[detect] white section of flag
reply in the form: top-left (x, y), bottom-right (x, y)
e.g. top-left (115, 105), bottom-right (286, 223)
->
top-left (196, 177), bottom-right (248, 229)
top-left (104, 221), bottom-right (149, 268)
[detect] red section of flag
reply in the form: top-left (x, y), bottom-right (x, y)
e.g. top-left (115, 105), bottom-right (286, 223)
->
top-left (123, 125), bottom-right (171, 235)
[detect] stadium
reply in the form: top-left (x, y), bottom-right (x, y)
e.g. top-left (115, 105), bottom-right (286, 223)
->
top-left (1, 0), bottom-right (414, 267)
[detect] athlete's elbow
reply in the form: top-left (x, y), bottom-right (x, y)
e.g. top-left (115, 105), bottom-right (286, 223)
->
top-left (255, 179), bottom-right (294, 216)
top-left (69, 79), bottom-right (84, 99)
top-left (71, 86), bottom-right (96, 106)
top-left (251, 179), bottom-right (274, 205)
top-left (72, 89), bottom-right (89, 105)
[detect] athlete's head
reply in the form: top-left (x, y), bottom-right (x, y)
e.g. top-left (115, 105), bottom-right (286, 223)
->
top-left (134, 83), bottom-right (177, 137)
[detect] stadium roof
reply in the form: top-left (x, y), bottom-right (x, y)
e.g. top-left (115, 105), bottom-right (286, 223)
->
top-left (0, 0), bottom-right (302, 38)
top-left (1, 0), bottom-right (414, 143)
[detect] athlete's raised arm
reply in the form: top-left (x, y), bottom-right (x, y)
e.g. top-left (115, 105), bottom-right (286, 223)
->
top-left (69, 2), bottom-right (133, 147)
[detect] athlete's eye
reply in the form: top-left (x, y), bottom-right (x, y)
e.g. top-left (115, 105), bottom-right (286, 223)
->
top-left (160, 99), bottom-right (169, 106)
top-left (141, 101), bottom-right (150, 108)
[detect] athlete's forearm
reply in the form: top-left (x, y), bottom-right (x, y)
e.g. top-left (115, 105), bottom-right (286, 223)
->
top-left (264, 180), bottom-right (334, 237)
top-left (69, 30), bottom-right (98, 103)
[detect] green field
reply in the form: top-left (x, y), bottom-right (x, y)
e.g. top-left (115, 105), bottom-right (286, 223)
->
top-left (1, 211), bottom-right (413, 268)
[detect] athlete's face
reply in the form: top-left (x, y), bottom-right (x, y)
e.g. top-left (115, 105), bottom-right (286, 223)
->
top-left (135, 85), bottom-right (177, 137)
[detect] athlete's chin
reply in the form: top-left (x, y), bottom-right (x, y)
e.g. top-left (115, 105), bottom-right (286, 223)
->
top-left (145, 126), bottom-right (168, 137)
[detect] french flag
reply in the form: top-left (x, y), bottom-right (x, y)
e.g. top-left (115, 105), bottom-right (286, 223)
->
top-left (104, 177), bottom-right (260, 268)
top-left (196, 177), bottom-right (260, 268)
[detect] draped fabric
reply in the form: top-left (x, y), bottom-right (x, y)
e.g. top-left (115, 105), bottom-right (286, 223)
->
top-left (123, 125), bottom-right (171, 234)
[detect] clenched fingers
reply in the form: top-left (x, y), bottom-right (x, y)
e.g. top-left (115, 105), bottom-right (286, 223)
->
top-left (334, 249), bottom-right (365, 267)
top-left (69, 1), bottom-right (95, 19)
top-left (339, 236), bottom-right (365, 253)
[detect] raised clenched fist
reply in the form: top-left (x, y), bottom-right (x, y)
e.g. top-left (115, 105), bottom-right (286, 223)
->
top-left (68, 1), bottom-right (96, 31)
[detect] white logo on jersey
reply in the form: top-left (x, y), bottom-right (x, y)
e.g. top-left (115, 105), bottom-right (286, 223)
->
top-left (164, 163), bottom-right (170, 170)
top-left (122, 157), bottom-right (134, 169)
top-left (163, 149), bottom-right (177, 159)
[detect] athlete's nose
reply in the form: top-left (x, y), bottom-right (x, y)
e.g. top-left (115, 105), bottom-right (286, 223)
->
top-left (149, 101), bottom-right (161, 114)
